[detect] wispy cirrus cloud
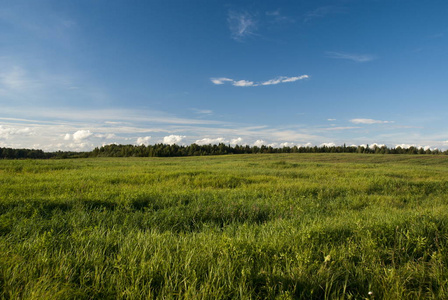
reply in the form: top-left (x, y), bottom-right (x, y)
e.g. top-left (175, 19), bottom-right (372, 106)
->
top-left (0, 4), bottom-right (77, 41)
top-left (324, 126), bottom-right (360, 131)
top-left (326, 51), bottom-right (376, 62)
top-left (266, 9), bottom-right (295, 23)
top-left (350, 118), bottom-right (393, 124)
top-left (210, 75), bottom-right (309, 87)
top-left (430, 32), bottom-right (444, 39)
top-left (228, 11), bottom-right (257, 41)
top-left (192, 108), bottom-right (213, 115)
top-left (0, 58), bottom-right (112, 109)
top-left (0, 66), bottom-right (30, 90)
top-left (1, 106), bottom-right (224, 126)
top-left (428, 29), bottom-right (446, 39)
top-left (262, 75), bottom-right (309, 85)
top-left (303, 6), bottom-right (345, 23)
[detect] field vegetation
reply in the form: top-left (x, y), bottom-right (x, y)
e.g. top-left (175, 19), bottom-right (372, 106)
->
top-left (1, 154), bottom-right (448, 299)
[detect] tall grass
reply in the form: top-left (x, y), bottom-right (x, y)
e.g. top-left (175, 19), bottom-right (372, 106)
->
top-left (1, 154), bottom-right (448, 299)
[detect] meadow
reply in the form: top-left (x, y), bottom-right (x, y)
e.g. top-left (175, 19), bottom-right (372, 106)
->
top-left (1, 154), bottom-right (448, 299)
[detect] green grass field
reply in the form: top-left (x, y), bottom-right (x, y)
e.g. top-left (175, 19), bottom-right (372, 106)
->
top-left (1, 154), bottom-right (448, 299)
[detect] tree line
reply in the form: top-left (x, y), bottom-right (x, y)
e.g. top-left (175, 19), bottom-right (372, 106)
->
top-left (89, 143), bottom-right (445, 157)
top-left (1, 143), bottom-right (446, 159)
top-left (0, 148), bottom-right (88, 159)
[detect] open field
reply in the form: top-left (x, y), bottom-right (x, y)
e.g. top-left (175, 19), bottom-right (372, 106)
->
top-left (1, 154), bottom-right (448, 299)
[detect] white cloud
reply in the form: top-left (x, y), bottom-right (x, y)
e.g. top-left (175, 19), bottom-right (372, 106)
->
top-left (211, 75), bottom-right (308, 87)
top-left (195, 137), bottom-right (227, 145)
top-left (65, 130), bottom-right (93, 142)
top-left (350, 118), bottom-right (393, 124)
top-left (16, 127), bottom-right (33, 135)
top-left (261, 78), bottom-right (282, 85)
top-left (228, 11), bottom-right (257, 41)
top-left (163, 135), bottom-right (185, 145)
top-left (327, 118), bottom-right (336, 121)
top-left (266, 142), bottom-right (296, 148)
top-left (0, 126), bottom-right (11, 139)
top-left (253, 140), bottom-right (265, 147)
top-left (326, 52), bottom-right (376, 62)
top-left (136, 136), bottom-right (151, 145)
top-left (264, 142), bottom-right (296, 148)
top-left (395, 144), bottom-right (416, 149)
top-left (233, 80), bottom-right (257, 87)
top-left (0, 125), bottom-right (34, 139)
top-left (262, 75), bottom-right (309, 85)
top-left (279, 142), bottom-right (295, 147)
top-left (230, 137), bottom-right (244, 145)
top-left (393, 144), bottom-right (432, 150)
top-left (73, 130), bottom-right (93, 141)
top-left (210, 78), bottom-right (233, 85)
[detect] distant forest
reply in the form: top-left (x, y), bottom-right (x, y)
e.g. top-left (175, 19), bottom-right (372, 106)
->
top-left (1, 143), bottom-right (447, 159)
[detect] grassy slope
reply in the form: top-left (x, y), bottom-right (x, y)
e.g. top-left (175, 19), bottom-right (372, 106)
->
top-left (1, 154), bottom-right (448, 299)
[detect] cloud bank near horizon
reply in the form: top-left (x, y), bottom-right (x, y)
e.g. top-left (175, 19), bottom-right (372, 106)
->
top-left (0, 106), bottom-right (447, 151)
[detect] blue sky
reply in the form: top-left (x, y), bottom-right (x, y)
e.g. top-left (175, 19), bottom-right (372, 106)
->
top-left (1, 0), bottom-right (448, 151)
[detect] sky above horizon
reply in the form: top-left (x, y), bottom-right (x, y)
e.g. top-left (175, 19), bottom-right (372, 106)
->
top-left (1, 0), bottom-right (448, 151)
